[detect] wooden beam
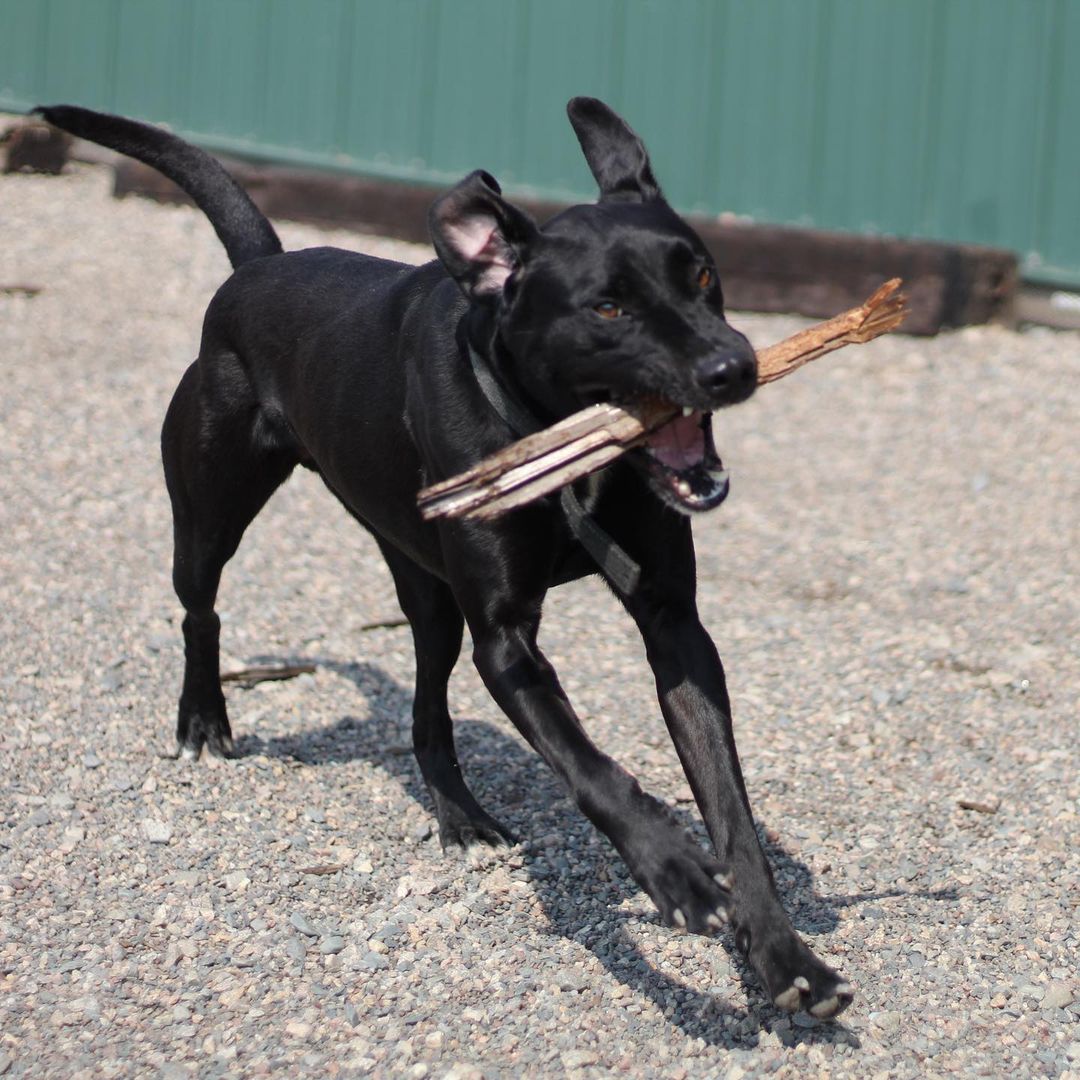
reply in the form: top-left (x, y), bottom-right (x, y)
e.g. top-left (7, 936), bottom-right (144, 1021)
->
top-left (112, 156), bottom-right (1016, 336)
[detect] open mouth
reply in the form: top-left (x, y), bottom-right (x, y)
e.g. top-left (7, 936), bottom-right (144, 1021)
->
top-left (634, 407), bottom-right (729, 513)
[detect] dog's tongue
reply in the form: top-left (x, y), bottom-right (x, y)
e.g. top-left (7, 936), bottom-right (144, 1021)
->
top-left (645, 411), bottom-right (707, 470)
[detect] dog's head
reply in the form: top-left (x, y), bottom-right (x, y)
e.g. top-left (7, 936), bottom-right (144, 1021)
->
top-left (429, 97), bottom-right (756, 514)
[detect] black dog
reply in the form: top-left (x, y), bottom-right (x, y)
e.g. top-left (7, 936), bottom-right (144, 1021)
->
top-left (40, 99), bottom-right (852, 1017)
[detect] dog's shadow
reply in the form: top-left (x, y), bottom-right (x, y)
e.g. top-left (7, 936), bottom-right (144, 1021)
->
top-left (234, 656), bottom-right (955, 1050)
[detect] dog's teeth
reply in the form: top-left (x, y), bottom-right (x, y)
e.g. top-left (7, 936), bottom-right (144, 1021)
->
top-left (707, 468), bottom-right (728, 481)
top-left (681, 406), bottom-right (694, 417)
top-left (676, 479), bottom-right (692, 497)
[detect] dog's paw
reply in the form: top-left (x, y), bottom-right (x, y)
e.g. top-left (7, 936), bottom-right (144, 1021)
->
top-left (175, 708), bottom-right (235, 762)
top-left (633, 836), bottom-right (733, 936)
top-left (205, 729), bottom-right (236, 759)
top-left (175, 733), bottom-right (236, 762)
top-left (438, 810), bottom-right (517, 853)
top-left (750, 929), bottom-right (853, 1019)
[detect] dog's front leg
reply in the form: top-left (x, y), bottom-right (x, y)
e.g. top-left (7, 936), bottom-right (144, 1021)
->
top-left (621, 535), bottom-right (853, 1017)
top-left (450, 549), bottom-right (733, 933)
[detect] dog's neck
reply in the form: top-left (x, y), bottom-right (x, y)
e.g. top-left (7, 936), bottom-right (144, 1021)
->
top-left (463, 336), bottom-right (641, 595)
top-left (466, 339), bottom-right (543, 439)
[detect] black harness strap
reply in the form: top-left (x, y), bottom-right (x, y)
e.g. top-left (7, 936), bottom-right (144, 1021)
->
top-left (467, 344), bottom-right (641, 595)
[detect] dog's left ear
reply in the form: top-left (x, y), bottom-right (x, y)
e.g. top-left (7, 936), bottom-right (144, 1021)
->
top-left (429, 170), bottom-right (539, 299)
top-left (567, 97), bottom-right (662, 203)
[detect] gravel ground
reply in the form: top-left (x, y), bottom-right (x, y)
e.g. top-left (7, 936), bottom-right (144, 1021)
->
top-left (1, 161), bottom-right (1078, 1079)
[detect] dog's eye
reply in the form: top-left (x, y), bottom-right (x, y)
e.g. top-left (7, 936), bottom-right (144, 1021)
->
top-left (594, 301), bottom-right (624, 319)
top-left (698, 266), bottom-right (713, 290)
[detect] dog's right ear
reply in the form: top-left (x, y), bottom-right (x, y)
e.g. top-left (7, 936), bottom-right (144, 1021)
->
top-left (429, 170), bottom-right (539, 300)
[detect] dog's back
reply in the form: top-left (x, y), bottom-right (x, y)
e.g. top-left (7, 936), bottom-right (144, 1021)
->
top-left (199, 247), bottom-right (456, 561)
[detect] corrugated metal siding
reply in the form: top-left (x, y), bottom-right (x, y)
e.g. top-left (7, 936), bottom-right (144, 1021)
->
top-left (1, 0), bottom-right (1077, 284)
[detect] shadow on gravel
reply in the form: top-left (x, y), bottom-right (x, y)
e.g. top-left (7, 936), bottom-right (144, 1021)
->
top-left (232, 656), bottom-right (956, 1051)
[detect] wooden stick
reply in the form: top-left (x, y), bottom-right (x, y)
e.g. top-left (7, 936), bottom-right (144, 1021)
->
top-left (755, 277), bottom-right (907, 383)
top-left (417, 399), bottom-right (674, 521)
top-left (418, 279), bottom-right (906, 521)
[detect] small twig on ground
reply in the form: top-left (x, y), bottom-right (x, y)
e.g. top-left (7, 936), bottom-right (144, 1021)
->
top-left (358, 616), bottom-right (409, 631)
top-left (221, 663), bottom-right (317, 689)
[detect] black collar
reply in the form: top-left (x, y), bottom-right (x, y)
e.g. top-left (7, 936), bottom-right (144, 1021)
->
top-left (466, 343), bottom-right (640, 594)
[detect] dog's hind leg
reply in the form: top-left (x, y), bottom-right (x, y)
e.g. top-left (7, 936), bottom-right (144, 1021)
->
top-left (163, 360), bottom-right (296, 760)
top-left (378, 543), bottom-right (516, 850)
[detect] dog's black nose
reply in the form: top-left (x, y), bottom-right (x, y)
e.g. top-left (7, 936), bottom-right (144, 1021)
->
top-left (695, 350), bottom-right (757, 403)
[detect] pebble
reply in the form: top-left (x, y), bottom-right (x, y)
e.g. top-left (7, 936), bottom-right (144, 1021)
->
top-left (142, 819), bottom-right (173, 844)
top-left (289, 912), bottom-right (320, 937)
top-left (561, 1050), bottom-right (598, 1068)
top-left (318, 936), bottom-right (346, 955)
top-left (442, 1066), bottom-right (484, 1080)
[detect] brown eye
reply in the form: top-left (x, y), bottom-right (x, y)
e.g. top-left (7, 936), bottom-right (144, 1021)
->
top-left (698, 266), bottom-right (713, 290)
top-left (594, 301), bottom-right (623, 319)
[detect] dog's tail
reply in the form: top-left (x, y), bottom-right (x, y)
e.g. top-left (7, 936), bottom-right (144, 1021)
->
top-left (35, 105), bottom-right (282, 269)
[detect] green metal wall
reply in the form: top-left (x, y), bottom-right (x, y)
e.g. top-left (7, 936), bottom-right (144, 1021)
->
top-left (2, 0), bottom-right (1077, 285)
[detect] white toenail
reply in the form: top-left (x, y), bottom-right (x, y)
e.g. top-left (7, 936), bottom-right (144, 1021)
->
top-left (810, 996), bottom-right (839, 1018)
top-left (836, 982), bottom-right (853, 996)
top-left (794, 976), bottom-right (810, 992)
top-left (706, 913), bottom-right (723, 931)
top-left (773, 986), bottom-right (801, 1011)
top-left (672, 908), bottom-right (687, 929)
top-left (713, 873), bottom-right (732, 890)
